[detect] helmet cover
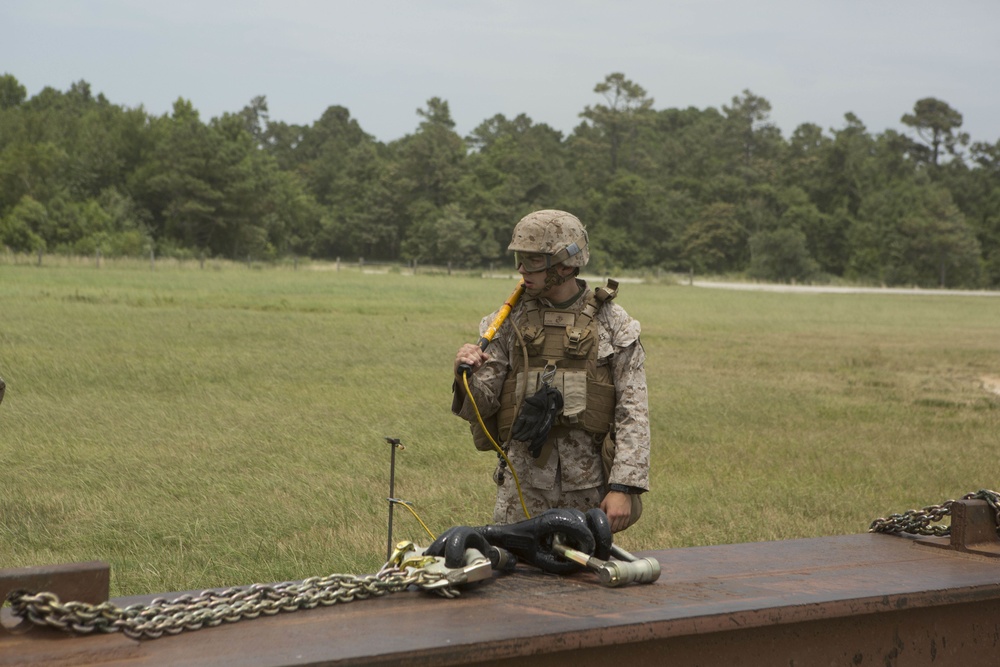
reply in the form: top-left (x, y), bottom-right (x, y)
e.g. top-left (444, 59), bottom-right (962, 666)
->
top-left (508, 210), bottom-right (589, 268)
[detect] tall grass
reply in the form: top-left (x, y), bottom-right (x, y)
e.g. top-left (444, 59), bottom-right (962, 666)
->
top-left (1, 261), bottom-right (998, 597)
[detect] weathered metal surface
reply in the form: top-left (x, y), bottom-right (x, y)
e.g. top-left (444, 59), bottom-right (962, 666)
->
top-left (0, 561), bottom-right (127, 665)
top-left (0, 632), bottom-right (139, 666)
top-left (916, 498), bottom-right (1000, 557)
top-left (0, 561), bottom-right (110, 631)
top-left (4, 528), bottom-right (1000, 666)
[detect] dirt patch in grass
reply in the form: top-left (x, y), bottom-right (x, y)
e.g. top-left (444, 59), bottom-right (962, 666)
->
top-left (981, 376), bottom-right (1000, 396)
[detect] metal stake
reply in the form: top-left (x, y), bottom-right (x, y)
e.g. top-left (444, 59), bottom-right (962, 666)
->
top-left (384, 437), bottom-right (405, 561)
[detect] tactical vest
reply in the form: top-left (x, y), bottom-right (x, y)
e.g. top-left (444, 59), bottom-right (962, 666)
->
top-left (497, 280), bottom-right (619, 443)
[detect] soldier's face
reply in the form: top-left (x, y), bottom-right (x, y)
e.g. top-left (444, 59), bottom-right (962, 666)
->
top-left (521, 264), bottom-right (574, 297)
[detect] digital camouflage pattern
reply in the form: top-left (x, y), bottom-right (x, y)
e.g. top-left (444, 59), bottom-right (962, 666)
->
top-left (452, 279), bottom-right (650, 524)
top-left (507, 210), bottom-right (590, 267)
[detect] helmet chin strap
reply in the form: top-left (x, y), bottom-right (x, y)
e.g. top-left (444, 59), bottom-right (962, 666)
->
top-left (525, 266), bottom-right (573, 298)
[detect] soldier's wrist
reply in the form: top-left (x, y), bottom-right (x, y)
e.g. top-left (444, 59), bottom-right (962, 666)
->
top-left (608, 483), bottom-right (640, 495)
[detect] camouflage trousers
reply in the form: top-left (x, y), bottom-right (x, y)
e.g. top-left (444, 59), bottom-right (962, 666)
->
top-left (492, 470), bottom-right (604, 524)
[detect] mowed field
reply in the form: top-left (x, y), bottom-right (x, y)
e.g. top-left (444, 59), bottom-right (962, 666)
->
top-left (1, 258), bottom-right (999, 597)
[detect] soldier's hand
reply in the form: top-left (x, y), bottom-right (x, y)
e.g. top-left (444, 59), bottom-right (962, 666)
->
top-left (455, 344), bottom-right (489, 378)
top-left (600, 491), bottom-right (632, 533)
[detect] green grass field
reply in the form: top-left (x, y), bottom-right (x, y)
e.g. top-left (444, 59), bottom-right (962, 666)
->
top-left (1, 258), bottom-right (998, 597)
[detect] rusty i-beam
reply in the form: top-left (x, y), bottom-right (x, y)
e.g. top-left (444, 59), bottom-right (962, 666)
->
top-left (3, 499), bottom-right (1000, 666)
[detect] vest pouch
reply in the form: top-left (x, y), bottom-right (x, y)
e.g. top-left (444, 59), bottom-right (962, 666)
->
top-left (470, 414), bottom-right (500, 452)
top-left (582, 379), bottom-right (616, 435)
top-left (558, 368), bottom-right (588, 426)
top-left (513, 369), bottom-right (541, 403)
top-left (564, 326), bottom-right (596, 359)
top-left (511, 368), bottom-right (588, 427)
top-left (521, 324), bottom-right (545, 357)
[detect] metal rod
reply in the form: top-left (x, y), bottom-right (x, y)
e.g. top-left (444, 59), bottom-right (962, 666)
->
top-left (552, 538), bottom-right (661, 587)
top-left (385, 437), bottom-right (403, 561)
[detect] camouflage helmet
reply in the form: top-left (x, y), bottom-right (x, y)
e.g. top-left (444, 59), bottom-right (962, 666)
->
top-left (508, 210), bottom-right (589, 268)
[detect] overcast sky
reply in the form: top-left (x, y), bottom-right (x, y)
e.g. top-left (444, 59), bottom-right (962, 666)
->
top-left (4, 1), bottom-right (999, 145)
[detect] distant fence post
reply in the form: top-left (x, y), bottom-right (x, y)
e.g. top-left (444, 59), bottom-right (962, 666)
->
top-left (413, 259), bottom-right (418, 275)
top-left (37, 249), bottom-right (42, 266)
top-left (95, 247), bottom-right (101, 268)
top-left (447, 261), bottom-right (452, 276)
top-left (336, 257), bottom-right (341, 272)
top-left (359, 257), bottom-right (364, 271)
top-left (150, 248), bottom-right (155, 271)
top-left (200, 253), bottom-right (205, 270)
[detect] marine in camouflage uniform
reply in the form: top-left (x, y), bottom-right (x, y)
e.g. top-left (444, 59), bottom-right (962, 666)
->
top-left (453, 210), bottom-right (650, 532)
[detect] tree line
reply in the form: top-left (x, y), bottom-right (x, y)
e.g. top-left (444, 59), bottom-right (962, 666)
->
top-left (1, 72), bottom-right (998, 287)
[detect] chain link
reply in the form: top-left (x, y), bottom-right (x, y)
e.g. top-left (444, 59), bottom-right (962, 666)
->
top-left (868, 489), bottom-right (1000, 536)
top-left (6, 564), bottom-right (457, 640)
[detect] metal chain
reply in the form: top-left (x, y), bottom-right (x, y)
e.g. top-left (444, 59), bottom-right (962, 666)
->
top-left (6, 564), bottom-right (457, 640)
top-left (868, 489), bottom-right (1000, 536)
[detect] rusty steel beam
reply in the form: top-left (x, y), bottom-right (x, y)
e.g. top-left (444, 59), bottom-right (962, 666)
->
top-left (0, 561), bottom-right (125, 665)
top-left (0, 560), bottom-right (110, 623)
top-left (915, 498), bottom-right (1000, 557)
top-left (3, 502), bottom-right (1000, 666)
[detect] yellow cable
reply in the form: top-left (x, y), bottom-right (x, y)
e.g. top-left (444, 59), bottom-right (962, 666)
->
top-left (462, 371), bottom-right (532, 520)
top-left (389, 499), bottom-right (437, 541)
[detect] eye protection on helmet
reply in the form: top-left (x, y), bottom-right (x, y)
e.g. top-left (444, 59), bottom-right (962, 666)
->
top-left (514, 251), bottom-right (553, 272)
